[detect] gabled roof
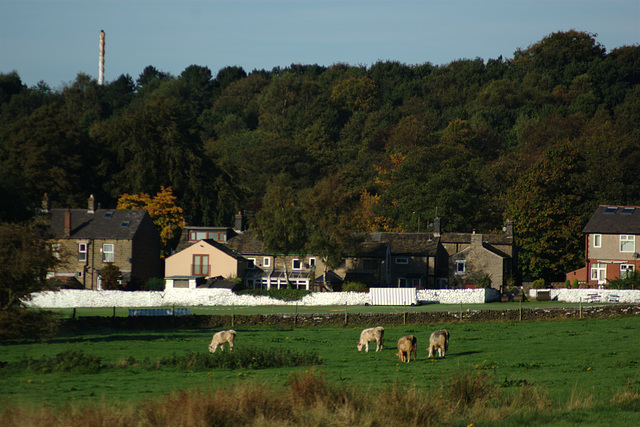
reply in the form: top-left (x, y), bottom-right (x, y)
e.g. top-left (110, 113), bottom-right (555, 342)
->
top-left (226, 231), bottom-right (267, 254)
top-left (440, 232), bottom-right (513, 245)
top-left (582, 205), bottom-right (640, 234)
top-left (368, 232), bottom-right (439, 255)
top-left (48, 208), bottom-right (151, 240)
top-left (168, 239), bottom-right (246, 262)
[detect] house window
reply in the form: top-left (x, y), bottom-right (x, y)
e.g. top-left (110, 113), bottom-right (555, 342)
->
top-left (192, 254), bottom-right (209, 276)
top-left (102, 244), bottom-right (114, 262)
top-left (173, 279), bottom-right (189, 288)
top-left (263, 257), bottom-right (271, 268)
top-left (247, 258), bottom-right (256, 269)
top-left (78, 243), bottom-right (87, 261)
top-left (398, 277), bottom-right (407, 287)
top-left (292, 259), bottom-right (302, 270)
top-left (620, 264), bottom-right (635, 279)
top-left (308, 257), bottom-right (316, 268)
top-left (218, 232), bottom-right (226, 242)
top-left (395, 257), bottom-right (409, 265)
top-left (620, 235), bottom-right (635, 253)
top-left (456, 260), bottom-right (466, 275)
top-left (410, 278), bottom-right (422, 287)
top-left (593, 234), bottom-right (601, 248)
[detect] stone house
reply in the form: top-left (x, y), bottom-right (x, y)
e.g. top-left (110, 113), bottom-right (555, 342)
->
top-left (44, 195), bottom-right (162, 289)
top-left (225, 231), bottom-right (325, 290)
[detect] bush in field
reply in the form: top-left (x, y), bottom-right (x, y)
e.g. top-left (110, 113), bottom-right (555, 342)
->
top-left (19, 349), bottom-right (103, 374)
top-left (155, 348), bottom-right (321, 370)
top-left (0, 309), bottom-right (59, 342)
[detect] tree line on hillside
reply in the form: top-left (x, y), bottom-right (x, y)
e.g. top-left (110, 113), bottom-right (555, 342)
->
top-left (1, 30), bottom-right (639, 281)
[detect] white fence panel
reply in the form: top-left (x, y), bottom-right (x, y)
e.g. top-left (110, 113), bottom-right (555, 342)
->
top-left (369, 288), bottom-right (418, 306)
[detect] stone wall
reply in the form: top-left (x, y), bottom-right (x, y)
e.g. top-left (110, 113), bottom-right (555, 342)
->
top-left (528, 288), bottom-right (640, 304)
top-left (59, 304), bottom-right (640, 331)
top-left (26, 288), bottom-right (500, 309)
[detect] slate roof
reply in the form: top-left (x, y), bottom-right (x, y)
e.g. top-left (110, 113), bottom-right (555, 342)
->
top-left (48, 208), bottom-right (150, 239)
top-left (368, 232), bottom-right (439, 255)
top-left (197, 239), bottom-right (246, 261)
top-left (582, 205), bottom-right (640, 234)
top-left (226, 231), bottom-right (267, 254)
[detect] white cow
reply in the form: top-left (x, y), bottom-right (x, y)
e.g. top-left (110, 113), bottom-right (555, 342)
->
top-left (356, 326), bottom-right (385, 352)
top-left (208, 329), bottom-right (236, 353)
top-left (428, 329), bottom-right (450, 358)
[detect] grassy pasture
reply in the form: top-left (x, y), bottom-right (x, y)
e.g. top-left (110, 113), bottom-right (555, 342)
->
top-left (48, 300), bottom-right (600, 318)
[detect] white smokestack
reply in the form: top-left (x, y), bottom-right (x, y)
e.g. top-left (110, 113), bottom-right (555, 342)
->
top-left (99, 30), bottom-right (105, 85)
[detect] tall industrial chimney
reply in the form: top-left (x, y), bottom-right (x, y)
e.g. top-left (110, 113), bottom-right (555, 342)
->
top-left (98, 30), bottom-right (105, 85)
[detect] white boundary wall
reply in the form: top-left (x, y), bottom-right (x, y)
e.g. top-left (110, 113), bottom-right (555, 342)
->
top-left (529, 289), bottom-right (640, 304)
top-left (25, 288), bottom-right (500, 309)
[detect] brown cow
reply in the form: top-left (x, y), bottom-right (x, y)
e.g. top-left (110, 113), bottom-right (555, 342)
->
top-left (396, 335), bottom-right (417, 363)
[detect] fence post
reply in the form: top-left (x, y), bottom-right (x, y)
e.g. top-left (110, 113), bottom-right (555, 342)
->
top-left (232, 303), bottom-right (235, 327)
top-left (294, 302), bottom-right (298, 328)
top-left (579, 298), bottom-right (582, 319)
top-left (460, 302), bottom-right (463, 320)
top-left (72, 308), bottom-right (76, 319)
top-left (113, 306), bottom-right (116, 318)
top-left (519, 299), bottom-right (522, 321)
top-left (344, 301), bottom-right (348, 326)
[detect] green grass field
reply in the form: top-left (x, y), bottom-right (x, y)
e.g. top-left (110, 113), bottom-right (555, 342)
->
top-left (1, 315), bottom-right (638, 408)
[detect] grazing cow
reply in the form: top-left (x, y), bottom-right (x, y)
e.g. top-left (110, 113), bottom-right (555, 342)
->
top-left (357, 326), bottom-right (385, 352)
top-left (208, 329), bottom-right (236, 353)
top-left (428, 329), bottom-right (450, 358)
top-left (396, 335), bottom-right (417, 363)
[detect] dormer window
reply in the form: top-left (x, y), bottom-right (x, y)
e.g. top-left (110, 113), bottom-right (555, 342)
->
top-left (104, 212), bottom-right (113, 218)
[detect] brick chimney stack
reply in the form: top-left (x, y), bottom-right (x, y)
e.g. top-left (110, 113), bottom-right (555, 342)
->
top-left (433, 217), bottom-right (441, 237)
top-left (64, 207), bottom-right (71, 237)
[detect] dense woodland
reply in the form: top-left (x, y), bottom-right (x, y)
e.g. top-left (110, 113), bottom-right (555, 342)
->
top-left (1, 30), bottom-right (639, 282)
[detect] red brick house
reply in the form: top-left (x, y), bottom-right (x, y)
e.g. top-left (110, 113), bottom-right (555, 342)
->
top-left (571, 205), bottom-right (640, 287)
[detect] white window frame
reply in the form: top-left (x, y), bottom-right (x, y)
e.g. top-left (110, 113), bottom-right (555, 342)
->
top-left (292, 259), bottom-right (302, 270)
top-left (456, 260), bottom-right (466, 275)
top-left (78, 243), bottom-right (87, 261)
top-left (308, 257), bottom-right (316, 268)
top-left (395, 257), bottom-right (409, 265)
top-left (263, 257), bottom-right (271, 268)
top-left (620, 264), bottom-right (635, 279)
top-left (593, 234), bottom-right (601, 248)
top-left (102, 243), bottom-right (114, 262)
top-left (591, 263), bottom-right (606, 284)
top-left (247, 258), bottom-right (256, 269)
top-left (620, 235), bottom-right (635, 253)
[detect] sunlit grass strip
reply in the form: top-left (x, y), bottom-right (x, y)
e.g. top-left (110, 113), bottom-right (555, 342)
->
top-left (2, 368), bottom-right (636, 427)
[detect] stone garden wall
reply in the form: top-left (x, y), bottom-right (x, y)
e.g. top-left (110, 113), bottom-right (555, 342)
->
top-left (26, 288), bottom-right (500, 309)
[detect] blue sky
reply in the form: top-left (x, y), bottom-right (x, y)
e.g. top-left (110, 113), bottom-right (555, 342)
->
top-left (1, 0), bottom-right (639, 89)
